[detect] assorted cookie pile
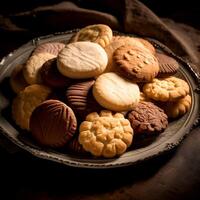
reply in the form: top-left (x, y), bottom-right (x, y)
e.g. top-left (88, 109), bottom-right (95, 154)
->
top-left (10, 24), bottom-right (191, 158)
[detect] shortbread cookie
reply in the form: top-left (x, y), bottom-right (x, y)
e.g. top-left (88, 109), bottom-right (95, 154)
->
top-left (143, 76), bottom-right (190, 102)
top-left (32, 42), bottom-right (65, 56)
top-left (113, 45), bottom-right (159, 82)
top-left (40, 58), bottom-right (71, 88)
top-left (66, 80), bottom-right (102, 120)
top-left (10, 64), bottom-right (29, 93)
top-left (128, 102), bottom-right (168, 135)
top-left (12, 84), bottom-right (51, 130)
top-left (156, 53), bottom-right (179, 77)
top-left (57, 42), bottom-right (108, 79)
top-left (104, 36), bottom-right (153, 72)
top-left (93, 72), bottom-right (140, 111)
top-left (161, 95), bottom-right (192, 118)
top-left (70, 24), bottom-right (112, 48)
top-left (79, 110), bottom-right (133, 158)
top-left (23, 53), bottom-right (56, 84)
top-left (30, 100), bottom-right (77, 147)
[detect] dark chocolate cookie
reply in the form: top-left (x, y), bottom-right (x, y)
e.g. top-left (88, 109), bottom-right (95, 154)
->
top-left (40, 58), bottom-right (71, 88)
top-left (66, 80), bottom-right (102, 120)
top-left (127, 101), bottom-right (168, 135)
top-left (156, 52), bottom-right (179, 77)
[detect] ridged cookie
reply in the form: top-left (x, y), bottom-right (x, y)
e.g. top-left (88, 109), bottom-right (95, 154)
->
top-left (93, 72), bottom-right (140, 111)
top-left (57, 42), bottom-right (108, 79)
top-left (70, 24), bottom-right (112, 48)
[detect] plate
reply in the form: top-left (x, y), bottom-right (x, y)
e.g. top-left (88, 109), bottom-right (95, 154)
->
top-left (0, 30), bottom-right (200, 169)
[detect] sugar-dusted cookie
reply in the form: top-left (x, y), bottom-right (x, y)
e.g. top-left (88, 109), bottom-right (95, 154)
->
top-left (10, 64), bottom-right (29, 93)
top-left (156, 53), bottom-right (179, 77)
top-left (40, 58), bottom-right (72, 88)
top-left (66, 79), bottom-right (102, 120)
top-left (128, 102), bottom-right (168, 135)
top-left (161, 94), bottom-right (192, 118)
top-left (12, 84), bottom-right (51, 130)
top-left (79, 110), bottom-right (133, 158)
top-left (113, 45), bottom-right (159, 82)
top-left (70, 24), bottom-right (112, 48)
top-left (57, 42), bottom-right (108, 79)
top-left (143, 76), bottom-right (190, 102)
top-left (104, 36), bottom-right (153, 72)
top-left (93, 72), bottom-right (140, 111)
top-left (32, 42), bottom-right (65, 56)
top-left (30, 100), bottom-right (77, 147)
top-left (23, 53), bottom-right (56, 84)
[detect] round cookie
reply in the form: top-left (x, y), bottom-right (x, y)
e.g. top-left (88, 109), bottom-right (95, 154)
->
top-left (93, 72), bottom-right (140, 111)
top-left (23, 52), bottom-right (56, 84)
top-left (143, 76), bottom-right (190, 102)
top-left (57, 42), bottom-right (108, 79)
top-left (10, 64), bottom-right (29, 93)
top-left (104, 36), bottom-right (153, 72)
top-left (136, 38), bottom-right (156, 54)
top-left (70, 24), bottom-right (113, 48)
top-left (40, 58), bottom-right (72, 88)
top-left (127, 102), bottom-right (168, 135)
top-left (113, 45), bottom-right (159, 82)
top-left (32, 42), bottom-right (65, 56)
top-left (161, 94), bottom-right (192, 118)
top-left (30, 100), bottom-right (77, 147)
top-left (79, 110), bottom-right (133, 158)
top-left (66, 80), bottom-right (102, 120)
top-left (12, 84), bottom-right (51, 130)
top-left (156, 52), bottom-right (179, 77)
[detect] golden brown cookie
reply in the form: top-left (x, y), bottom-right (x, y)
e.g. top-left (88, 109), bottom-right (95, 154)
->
top-left (143, 76), bottom-right (190, 102)
top-left (113, 45), bottom-right (159, 82)
top-left (161, 94), bottom-right (192, 118)
top-left (70, 24), bottom-right (113, 48)
top-left (104, 36), bottom-right (153, 72)
top-left (23, 53), bottom-right (56, 84)
top-left (79, 110), bottom-right (133, 158)
top-left (12, 84), bottom-right (51, 130)
top-left (10, 64), bottom-right (29, 93)
top-left (136, 38), bottom-right (156, 54)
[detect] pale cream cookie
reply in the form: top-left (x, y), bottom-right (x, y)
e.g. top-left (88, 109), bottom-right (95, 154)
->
top-left (161, 94), bottom-right (192, 118)
top-left (10, 64), bottom-right (29, 93)
top-left (93, 72), bottom-right (140, 111)
top-left (12, 84), bottom-right (51, 130)
top-left (79, 110), bottom-right (133, 158)
top-left (23, 52), bottom-right (56, 84)
top-left (143, 76), bottom-right (190, 102)
top-left (57, 41), bottom-right (108, 79)
top-left (70, 24), bottom-right (113, 48)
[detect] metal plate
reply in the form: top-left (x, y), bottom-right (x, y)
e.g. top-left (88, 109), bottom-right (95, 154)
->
top-left (0, 30), bottom-right (200, 169)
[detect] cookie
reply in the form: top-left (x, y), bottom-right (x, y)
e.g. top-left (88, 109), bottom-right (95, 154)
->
top-left (40, 58), bottom-right (72, 88)
top-left (139, 92), bottom-right (151, 102)
top-left (161, 94), bottom-right (192, 118)
top-left (113, 45), bottom-right (159, 82)
top-left (32, 42), bottom-right (65, 56)
top-left (143, 76), bottom-right (190, 102)
top-left (23, 53), bottom-right (56, 84)
top-left (93, 72), bottom-right (140, 111)
top-left (104, 36), bottom-right (153, 72)
top-left (127, 102), bottom-right (168, 135)
top-left (156, 53), bottom-right (179, 77)
top-left (10, 64), bottom-right (29, 93)
top-left (136, 38), bottom-right (156, 54)
top-left (66, 80), bottom-right (102, 120)
top-left (79, 110), bottom-right (133, 158)
top-left (12, 84), bottom-right (51, 130)
top-left (30, 100), bottom-right (77, 147)
top-left (57, 42), bottom-right (108, 79)
top-left (70, 24), bottom-right (112, 48)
